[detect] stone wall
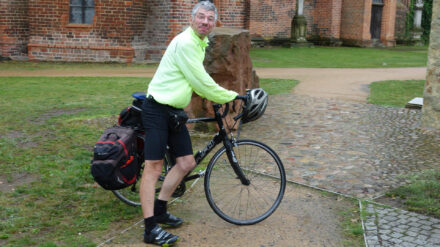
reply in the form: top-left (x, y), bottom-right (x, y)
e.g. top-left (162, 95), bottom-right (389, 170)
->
top-left (422, 0), bottom-right (440, 129)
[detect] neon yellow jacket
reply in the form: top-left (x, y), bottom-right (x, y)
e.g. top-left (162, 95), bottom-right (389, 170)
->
top-left (147, 27), bottom-right (238, 109)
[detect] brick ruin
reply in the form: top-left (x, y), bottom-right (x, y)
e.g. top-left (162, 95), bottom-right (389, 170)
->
top-left (0, 0), bottom-right (403, 63)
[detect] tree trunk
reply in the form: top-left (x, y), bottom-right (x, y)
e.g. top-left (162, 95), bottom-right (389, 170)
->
top-left (421, 0), bottom-right (440, 129)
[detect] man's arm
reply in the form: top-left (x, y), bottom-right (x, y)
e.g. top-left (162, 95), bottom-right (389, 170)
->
top-left (174, 40), bottom-right (238, 104)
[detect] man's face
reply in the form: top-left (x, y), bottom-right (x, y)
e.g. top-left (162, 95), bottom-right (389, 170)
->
top-left (190, 8), bottom-right (216, 39)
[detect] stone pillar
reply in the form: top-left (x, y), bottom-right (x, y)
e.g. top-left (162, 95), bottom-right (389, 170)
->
top-left (185, 27), bottom-right (258, 131)
top-left (421, 0), bottom-right (440, 129)
top-left (290, 0), bottom-right (310, 46)
top-left (412, 0), bottom-right (425, 46)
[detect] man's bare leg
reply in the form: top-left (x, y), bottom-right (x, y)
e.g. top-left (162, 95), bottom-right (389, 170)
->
top-left (140, 160), bottom-right (163, 218)
top-left (158, 154), bottom-right (196, 201)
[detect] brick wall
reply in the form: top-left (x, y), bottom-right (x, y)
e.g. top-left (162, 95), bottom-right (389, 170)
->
top-left (2, 0), bottom-right (399, 62)
top-left (216, 0), bottom-right (248, 29)
top-left (0, 0), bottom-right (29, 58)
top-left (304, 0), bottom-right (342, 43)
top-left (381, 0), bottom-right (397, 46)
top-left (27, 0), bottom-right (153, 62)
top-left (248, 0), bottom-right (295, 39)
top-left (340, 0), bottom-right (371, 46)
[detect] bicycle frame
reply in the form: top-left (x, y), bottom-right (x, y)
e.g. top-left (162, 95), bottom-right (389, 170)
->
top-left (179, 103), bottom-right (250, 185)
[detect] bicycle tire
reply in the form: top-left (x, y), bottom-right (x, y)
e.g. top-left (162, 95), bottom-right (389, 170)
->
top-left (112, 152), bottom-right (173, 207)
top-left (204, 139), bottom-right (286, 225)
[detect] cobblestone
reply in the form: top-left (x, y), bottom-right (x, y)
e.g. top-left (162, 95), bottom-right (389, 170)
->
top-left (241, 94), bottom-right (440, 199)
top-left (240, 94), bottom-right (440, 247)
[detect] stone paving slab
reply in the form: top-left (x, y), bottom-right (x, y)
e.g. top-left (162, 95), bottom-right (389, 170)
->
top-left (364, 203), bottom-right (440, 247)
top-left (240, 94), bottom-right (440, 199)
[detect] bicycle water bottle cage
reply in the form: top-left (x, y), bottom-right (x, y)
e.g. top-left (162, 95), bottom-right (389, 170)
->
top-left (132, 92), bottom-right (146, 100)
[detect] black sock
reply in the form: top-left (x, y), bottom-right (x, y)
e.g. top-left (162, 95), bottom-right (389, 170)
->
top-left (144, 216), bottom-right (156, 234)
top-left (154, 199), bottom-right (168, 216)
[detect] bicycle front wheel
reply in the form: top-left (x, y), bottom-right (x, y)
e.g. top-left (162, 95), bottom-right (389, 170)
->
top-left (204, 139), bottom-right (286, 225)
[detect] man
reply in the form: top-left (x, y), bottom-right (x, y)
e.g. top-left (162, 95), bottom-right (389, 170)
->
top-left (140, 1), bottom-right (238, 246)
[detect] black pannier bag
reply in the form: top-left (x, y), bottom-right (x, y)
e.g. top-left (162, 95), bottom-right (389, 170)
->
top-left (91, 126), bottom-right (139, 190)
top-left (118, 95), bottom-right (144, 130)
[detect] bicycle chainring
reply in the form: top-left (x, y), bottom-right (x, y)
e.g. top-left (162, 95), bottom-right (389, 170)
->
top-left (172, 182), bottom-right (186, 197)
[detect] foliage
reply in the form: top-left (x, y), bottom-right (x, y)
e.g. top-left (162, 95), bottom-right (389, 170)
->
top-left (422, 0), bottom-right (433, 43)
top-left (406, 0), bottom-right (434, 44)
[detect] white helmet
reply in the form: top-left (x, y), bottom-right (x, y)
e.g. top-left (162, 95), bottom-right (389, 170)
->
top-left (242, 88), bottom-right (268, 123)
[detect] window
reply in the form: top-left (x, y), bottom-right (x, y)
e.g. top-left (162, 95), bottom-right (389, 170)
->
top-left (70, 0), bottom-right (94, 24)
top-left (372, 0), bottom-right (384, 5)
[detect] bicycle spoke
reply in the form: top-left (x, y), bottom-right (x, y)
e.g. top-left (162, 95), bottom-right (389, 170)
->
top-left (205, 140), bottom-right (286, 225)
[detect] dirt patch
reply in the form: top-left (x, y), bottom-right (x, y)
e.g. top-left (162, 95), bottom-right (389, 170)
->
top-left (33, 108), bottom-right (87, 124)
top-left (0, 173), bottom-right (38, 193)
top-left (101, 181), bottom-right (361, 247)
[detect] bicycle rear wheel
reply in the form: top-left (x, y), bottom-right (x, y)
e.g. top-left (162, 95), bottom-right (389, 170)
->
top-left (204, 139), bottom-right (286, 225)
top-left (112, 152), bottom-right (173, 207)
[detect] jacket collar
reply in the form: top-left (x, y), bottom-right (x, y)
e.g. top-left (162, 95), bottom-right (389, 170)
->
top-left (189, 27), bottom-right (209, 49)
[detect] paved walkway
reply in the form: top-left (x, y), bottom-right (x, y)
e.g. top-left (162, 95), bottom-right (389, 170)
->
top-left (256, 67), bottom-right (427, 102)
top-left (239, 93), bottom-right (440, 247)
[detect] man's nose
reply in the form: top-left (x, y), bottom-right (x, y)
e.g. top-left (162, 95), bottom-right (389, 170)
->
top-left (201, 17), bottom-right (209, 24)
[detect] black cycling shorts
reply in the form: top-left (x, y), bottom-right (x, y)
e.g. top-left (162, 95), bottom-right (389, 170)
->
top-left (141, 98), bottom-right (193, 161)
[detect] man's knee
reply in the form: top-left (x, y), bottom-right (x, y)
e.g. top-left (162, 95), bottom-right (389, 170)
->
top-left (143, 160), bottom-right (163, 178)
top-left (176, 156), bottom-right (196, 173)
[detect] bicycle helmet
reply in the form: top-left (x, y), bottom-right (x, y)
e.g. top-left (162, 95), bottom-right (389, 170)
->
top-left (242, 88), bottom-right (268, 123)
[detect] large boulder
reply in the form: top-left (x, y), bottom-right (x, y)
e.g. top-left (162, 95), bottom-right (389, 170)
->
top-left (185, 27), bottom-right (259, 131)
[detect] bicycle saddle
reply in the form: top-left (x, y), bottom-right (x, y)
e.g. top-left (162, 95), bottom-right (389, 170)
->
top-left (132, 92), bottom-right (146, 100)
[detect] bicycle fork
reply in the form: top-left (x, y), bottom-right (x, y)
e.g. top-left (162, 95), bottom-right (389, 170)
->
top-left (224, 139), bottom-right (250, 186)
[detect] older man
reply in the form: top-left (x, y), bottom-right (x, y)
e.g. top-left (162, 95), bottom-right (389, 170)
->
top-left (140, 1), bottom-right (238, 246)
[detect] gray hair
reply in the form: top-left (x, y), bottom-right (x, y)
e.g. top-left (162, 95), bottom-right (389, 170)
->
top-left (192, 1), bottom-right (218, 22)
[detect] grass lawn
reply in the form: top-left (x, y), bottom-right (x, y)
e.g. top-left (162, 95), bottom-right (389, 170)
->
top-left (385, 170), bottom-right (440, 218)
top-left (0, 60), bottom-right (157, 71)
top-left (0, 76), bottom-right (297, 246)
top-left (250, 46), bottom-right (428, 68)
top-left (368, 80), bottom-right (425, 107)
top-left (0, 45), bottom-right (428, 71)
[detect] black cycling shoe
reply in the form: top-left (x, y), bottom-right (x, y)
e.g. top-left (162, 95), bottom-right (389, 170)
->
top-left (155, 212), bottom-right (183, 227)
top-left (144, 225), bottom-right (179, 246)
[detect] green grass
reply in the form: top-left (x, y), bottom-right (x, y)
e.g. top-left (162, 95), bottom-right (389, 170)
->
top-left (0, 60), bottom-right (157, 71)
top-left (259, 78), bottom-right (299, 94)
top-left (0, 77), bottom-right (149, 246)
top-left (385, 170), bottom-right (440, 218)
top-left (368, 80), bottom-right (425, 107)
top-left (0, 76), bottom-right (296, 246)
top-left (250, 46), bottom-right (428, 68)
top-left (340, 205), bottom-right (364, 247)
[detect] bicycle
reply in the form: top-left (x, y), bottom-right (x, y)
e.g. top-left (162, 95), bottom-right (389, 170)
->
top-left (112, 91), bottom-right (286, 225)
